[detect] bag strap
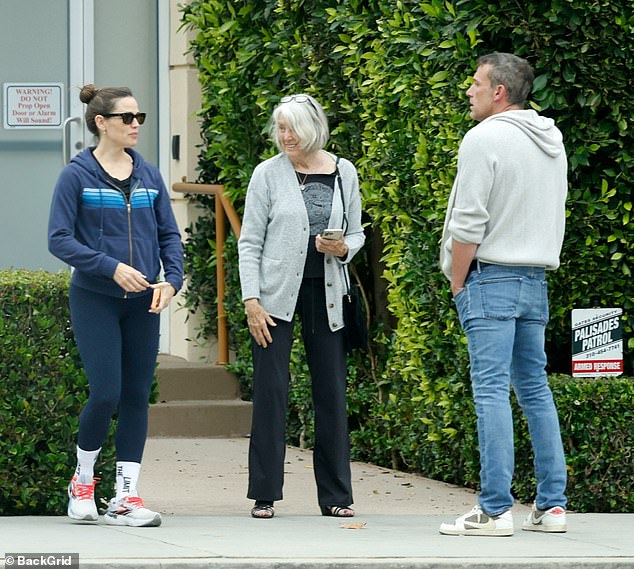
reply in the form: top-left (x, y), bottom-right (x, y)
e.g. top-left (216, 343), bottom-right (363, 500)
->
top-left (335, 157), bottom-right (349, 234)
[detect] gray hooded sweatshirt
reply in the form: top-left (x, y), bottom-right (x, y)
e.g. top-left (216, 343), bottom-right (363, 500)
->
top-left (440, 109), bottom-right (568, 280)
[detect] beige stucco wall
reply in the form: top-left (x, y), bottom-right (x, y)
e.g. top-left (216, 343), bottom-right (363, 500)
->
top-left (166, 0), bottom-right (218, 362)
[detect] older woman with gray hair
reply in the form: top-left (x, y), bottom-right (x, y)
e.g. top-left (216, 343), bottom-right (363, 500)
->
top-left (238, 94), bottom-right (365, 519)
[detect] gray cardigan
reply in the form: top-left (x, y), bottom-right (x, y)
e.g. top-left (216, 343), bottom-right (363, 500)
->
top-left (238, 152), bottom-right (365, 331)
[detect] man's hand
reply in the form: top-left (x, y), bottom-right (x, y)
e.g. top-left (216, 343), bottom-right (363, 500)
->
top-left (451, 239), bottom-right (478, 297)
top-left (451, 282), bottom-right (466, 297)
top-left (245, 299), bottom-right (277, 348)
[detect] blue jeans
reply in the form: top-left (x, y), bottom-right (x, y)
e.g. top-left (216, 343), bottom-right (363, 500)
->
top-left (454, 263), bottom-right (567, 516)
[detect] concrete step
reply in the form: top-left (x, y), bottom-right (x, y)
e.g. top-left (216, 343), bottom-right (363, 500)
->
top-left (156, 360), bottom-right (240, 401)
top-left (149, 400), bottom-right (252, 438)
top-left (150, 355), bottom-right (252, 438)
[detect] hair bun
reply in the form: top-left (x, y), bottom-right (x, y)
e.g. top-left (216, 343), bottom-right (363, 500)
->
top-left (79, 84), bottom-right (98, 104)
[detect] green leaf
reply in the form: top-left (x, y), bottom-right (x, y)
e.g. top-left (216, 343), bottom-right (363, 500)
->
top-left (532, 74), bottom-right (548, 92)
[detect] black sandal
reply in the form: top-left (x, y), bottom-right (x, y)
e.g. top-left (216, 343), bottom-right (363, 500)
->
top-left (251, 501), bottom-right (274, 519)
top-left (320, 505), bottom-right (355, 517)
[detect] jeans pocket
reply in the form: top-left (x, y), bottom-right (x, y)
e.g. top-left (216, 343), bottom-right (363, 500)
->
top-left (480, 277), bottom-right (522, 320)
top-left (453, 286), bottom-right (470, 325)
top-left (453, 287), bottom-right (467, 301)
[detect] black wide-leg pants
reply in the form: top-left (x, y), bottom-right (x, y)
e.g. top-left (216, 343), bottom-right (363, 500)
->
top-left (247, 277), bottom-right (353, 507)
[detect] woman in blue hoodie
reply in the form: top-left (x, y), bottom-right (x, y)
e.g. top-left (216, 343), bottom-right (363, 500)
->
top-left (48, 84), bottom-right (183, 527)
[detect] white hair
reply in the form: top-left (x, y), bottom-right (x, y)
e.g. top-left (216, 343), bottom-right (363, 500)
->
top-left (269, 94), bottom-right (329, 154)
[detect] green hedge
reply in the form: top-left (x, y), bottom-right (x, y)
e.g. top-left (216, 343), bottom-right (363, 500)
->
top-left (0, 271), bottom-right (115, 515)
top-left (517, 376), bottom-right (633, 512)
top-left (181, 0), bottom-right (633, 512)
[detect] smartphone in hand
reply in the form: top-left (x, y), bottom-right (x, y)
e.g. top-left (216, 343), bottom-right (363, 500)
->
top-left (321, 229), bottom-right (343, 240)
top-left (151, 287), bottom-right (162, 311)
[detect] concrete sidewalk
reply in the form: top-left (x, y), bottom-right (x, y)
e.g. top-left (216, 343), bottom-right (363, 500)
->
top-left (139, 438), bottom-right (487, 516)
top-left (1, 438), bottom-right (633, 568)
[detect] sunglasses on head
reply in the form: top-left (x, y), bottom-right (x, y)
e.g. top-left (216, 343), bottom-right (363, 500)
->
top-left (102, 112), bottom-right (147, 125)
top-left (281, 95), bottom-right (317, 112)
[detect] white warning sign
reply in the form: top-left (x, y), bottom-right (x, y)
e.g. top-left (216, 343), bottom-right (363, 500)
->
top-left (571, 308), bottom-right (623, 377)
top-left (3, 83), bottom-right (64, 129)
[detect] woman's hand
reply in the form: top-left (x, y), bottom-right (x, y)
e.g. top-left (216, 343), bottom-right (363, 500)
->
top-left (113, 262), bottom-right (150, 292)
top-left (245, 299), bottom-right (276, 348)
top-left (149, 282), bottom-right (176, 313)
top-left (315, 234), bottom-right (349, 258)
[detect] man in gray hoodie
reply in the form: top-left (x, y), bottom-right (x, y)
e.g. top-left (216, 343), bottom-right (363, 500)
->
top-left (439, 52), bottom-right (568, 536)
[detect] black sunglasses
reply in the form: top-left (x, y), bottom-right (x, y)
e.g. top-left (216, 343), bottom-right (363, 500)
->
top-left (102, 112), bottom-right (147, 125)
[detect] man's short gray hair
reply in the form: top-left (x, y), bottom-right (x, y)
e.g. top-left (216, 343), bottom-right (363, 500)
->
top-left (477, 52), bottom-right (534, 106)
top-left (269, 94), bottom-right (329, 154)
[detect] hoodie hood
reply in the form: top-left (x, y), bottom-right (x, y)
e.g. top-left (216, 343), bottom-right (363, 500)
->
top-left (484, 109), bottom-right (564, 158)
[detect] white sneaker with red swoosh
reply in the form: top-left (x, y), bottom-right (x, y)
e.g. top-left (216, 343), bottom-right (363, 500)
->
top-left (104, 495), bottom-right (162, 527)
top-left (522, 503), bottom-right (567, 532)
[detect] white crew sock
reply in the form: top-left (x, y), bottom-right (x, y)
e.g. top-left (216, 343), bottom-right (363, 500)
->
top-left (115, 461), bottom-right (141, 501)
top-left (75, 446), bottom-right (101, 484)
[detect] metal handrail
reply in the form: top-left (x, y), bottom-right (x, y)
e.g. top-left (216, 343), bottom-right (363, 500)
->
top-left (172, 181), bottom-right (241, 365)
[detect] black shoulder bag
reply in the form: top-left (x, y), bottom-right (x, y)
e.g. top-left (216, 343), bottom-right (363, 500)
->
top-left (335, 159), bottom-right (368, 352)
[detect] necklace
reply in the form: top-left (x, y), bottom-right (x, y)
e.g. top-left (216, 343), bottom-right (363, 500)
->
top-left (296, 170), bottom-right (309, 191)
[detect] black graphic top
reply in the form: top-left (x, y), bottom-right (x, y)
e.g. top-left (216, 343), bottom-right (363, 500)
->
top-left (298, 172), bottom-right (336, 278)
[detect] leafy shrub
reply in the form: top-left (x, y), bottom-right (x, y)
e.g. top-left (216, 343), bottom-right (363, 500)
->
top-left (0, 270), bottom-right (115, 515)
top-left (180, 0), bottom-right (633, 511)
top-left (516, 376), bottom-right (634, 512)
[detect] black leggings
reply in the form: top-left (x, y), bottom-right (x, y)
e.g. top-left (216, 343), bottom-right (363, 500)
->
top-left (69, 285), bottom-right (159, 462)
top-left (247, 277), bottom-right (352, 507)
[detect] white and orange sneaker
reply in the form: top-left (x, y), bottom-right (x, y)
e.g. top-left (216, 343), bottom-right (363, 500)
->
top-left (67, 475), bottom-right (98, 522)
top-left (104, 495), bottom-right (162, 527)
top-left (522, 503), bottom-right (567, 532)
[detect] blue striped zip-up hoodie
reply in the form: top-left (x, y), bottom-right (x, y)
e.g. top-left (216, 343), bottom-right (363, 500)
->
top-left (48, 147), bottom-right (183, 298)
